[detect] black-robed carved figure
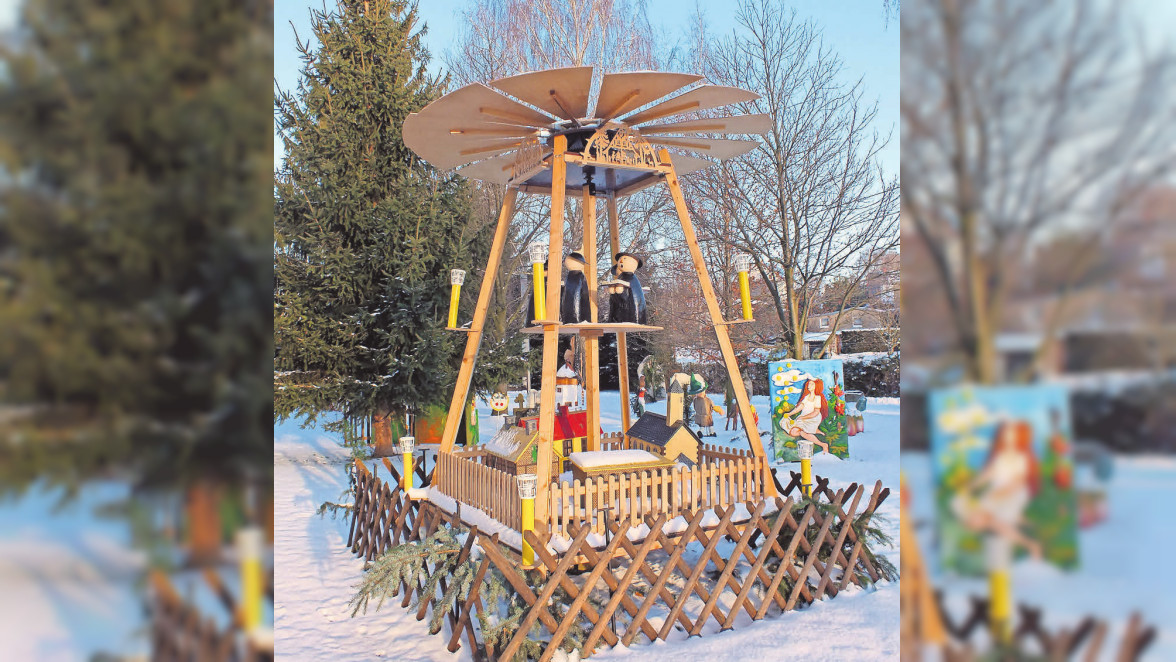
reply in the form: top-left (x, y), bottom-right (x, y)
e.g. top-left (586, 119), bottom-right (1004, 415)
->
top-left (606, 252), bottom-right (647, 324)
top-left (560, 251), bottom-right (591, 324)
top-left (525, 258), bottom-right (549, 327)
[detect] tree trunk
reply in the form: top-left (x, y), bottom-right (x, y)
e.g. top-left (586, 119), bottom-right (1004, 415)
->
top-left (371, 407), bottom-right (397, 457)
top-left (185, 481), bottom-right (222, 565)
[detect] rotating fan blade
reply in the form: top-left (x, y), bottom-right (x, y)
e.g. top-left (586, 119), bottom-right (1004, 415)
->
top-left (637, 113), bottom-right (772, 136)
top-left (490, 66), bottom-right (594, 121)
top-left (455, 151), bottom-right (528, 186)
top-left (621, 85), bottom-right (760, 127)
top-left (404, 114), bottom-right (536, 170)
top-left (644, 136), bottom-right (759, 160)
top-left (402, 83), bottom-right (550, 169)
top-left (663, 153), bottom-right (720, 175)
top-left (591, 71), bottom-right (702, 120)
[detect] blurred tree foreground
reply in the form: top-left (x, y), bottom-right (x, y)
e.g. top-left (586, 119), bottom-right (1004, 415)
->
top-left (0, 0), bottom-right (274, 494)
top-left (274, 0), bottom-right (492, 454)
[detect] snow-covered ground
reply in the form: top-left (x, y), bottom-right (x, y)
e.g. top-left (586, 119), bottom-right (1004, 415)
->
top-left (904, 451), bottom-right (1176, 660)
top-left (273, 391), bottom-right (902, 660)
top-left (0, 481), bottom-right (148, 660)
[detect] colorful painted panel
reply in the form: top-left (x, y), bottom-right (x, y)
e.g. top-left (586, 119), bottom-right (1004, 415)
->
top-left (769, 359), bottom-right (849, 461)
top-left (929, 385), bottom-right (1079, 575)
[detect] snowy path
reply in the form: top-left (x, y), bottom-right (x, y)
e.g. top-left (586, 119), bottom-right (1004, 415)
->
top-left (0, 482), bottom-right (147, 660)
top-left (274, 418), bottom-right (475, 661)
top-left (273, 393), bottom-right (902, 661)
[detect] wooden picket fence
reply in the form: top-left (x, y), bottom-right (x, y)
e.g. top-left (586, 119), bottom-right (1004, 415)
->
top-left (430, 438), bottom-right (770, 540)
top-left (547, 453), bottom-right (769, 538)
top-left (930, 594), bottom-right (1156, 662)
top-left (345, 459), bottom-right (894, 661)
top-left (149, 569), bottom-right (274, 662)
top-left (435, 450), bottom-right (522, 531)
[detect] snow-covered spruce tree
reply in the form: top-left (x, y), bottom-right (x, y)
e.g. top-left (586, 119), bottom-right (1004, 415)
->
top-left (0, 0), bottom-right (273, 494)
top-left (274, 0), bottom-right (492, 453)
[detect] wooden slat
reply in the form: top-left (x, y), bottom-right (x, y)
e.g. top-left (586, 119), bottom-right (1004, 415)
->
top-left (526, 530), bottom-right (620, 649)
top-left (661, 151), bottom-right (770, 473)
top-left (439, 189), bottom-right (520, 455)
top-left (498, 520), bottom-right (623, 662)
top-left (581, 514), bottom-right (668, 654)
top-left (656, 505), bottom-right (739, 640)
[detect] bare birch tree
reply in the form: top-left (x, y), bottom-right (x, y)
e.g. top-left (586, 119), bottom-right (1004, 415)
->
top-left (902, 0), bottom-right (1176, 383)
top-left (687, 0), bottom-right (900, 360)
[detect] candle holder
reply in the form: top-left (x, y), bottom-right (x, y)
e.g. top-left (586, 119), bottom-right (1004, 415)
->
top-left (515, 473), bottom-right (538, 500)
top-left (797, 439), bottom-right (813, 460)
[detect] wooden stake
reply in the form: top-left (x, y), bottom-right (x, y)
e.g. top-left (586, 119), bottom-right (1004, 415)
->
top-left (661, 151), bottom-right (771, 475)
top-left (535, 136), bottom-right (568, 523)
top-left (582, 184), bottom-right (601, 451)
top-left (605, 172), bottom-right (632, 436)
top-left (439, 188), bottom-right (520, 456)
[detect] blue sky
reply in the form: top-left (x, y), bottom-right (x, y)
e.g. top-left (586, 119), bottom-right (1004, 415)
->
top-left (273, 0), bottom-right (900, 174)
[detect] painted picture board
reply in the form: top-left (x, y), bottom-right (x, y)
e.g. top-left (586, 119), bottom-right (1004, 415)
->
top-left (769, 358), bottom-right (849, 461)
top-left (929, 385), bottom-right (1079, 575)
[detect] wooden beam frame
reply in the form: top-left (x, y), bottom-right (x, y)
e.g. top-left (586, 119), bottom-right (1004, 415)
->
top-left (581, 184), bottom-right (601, 452)
top-left (534, 135), bottom-right (569, 523)
top-left (605, 170), bottom-right (632, 436)
top-left (439, 188), bottom-right (520, 456)
top-left (660, 150), bottom-right (773, 484)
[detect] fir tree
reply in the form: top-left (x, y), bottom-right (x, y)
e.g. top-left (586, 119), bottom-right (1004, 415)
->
top-left (0, 0), bottom-right (273, 494)
top-left (274, 0), bottom-right (492, 453)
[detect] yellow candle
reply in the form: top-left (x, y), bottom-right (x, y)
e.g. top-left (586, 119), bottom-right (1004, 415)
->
top-left (738, 270), bottom-right (752, 320)
top-left (448, 282), bottom-right (461, 328)
top-left (447, 269), bottom-right (465, 329)
top-left (237, 527), bottom-right (262, 632)
top-left (990, 568), bottom-right (1012, 644)
top-left (801, 456), bottom-right (813, 498)
top-left (521, 496), bottom-right (535, 567)
top-left (531, 261), bottom-right (546, 322)
top-left (403, 451), bottom-right (414, 490)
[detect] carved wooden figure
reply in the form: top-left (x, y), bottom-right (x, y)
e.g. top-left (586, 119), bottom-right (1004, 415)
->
top-left (560, 251), bottom-right (592, 323)
top-left (606, 252), bottom-right (647, 324)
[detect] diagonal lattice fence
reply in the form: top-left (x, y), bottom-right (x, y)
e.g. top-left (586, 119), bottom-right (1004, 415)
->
top-left (346, 459), bottom-right (895, 661)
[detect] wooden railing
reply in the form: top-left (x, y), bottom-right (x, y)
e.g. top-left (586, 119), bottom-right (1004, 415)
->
top-left (547, 454), bottom-right (768, 538)
top-left (598, 432), bottom-right (627, 451)
top-left (699, 442), bottom-right (755, 463)
top-left (434, 450), bottom-right (522, 531)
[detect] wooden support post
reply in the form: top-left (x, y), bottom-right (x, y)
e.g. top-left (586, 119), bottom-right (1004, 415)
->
top-left (661, 151), bottom-right (772, 484)
top-left (535, 135), bottom-right (568, 524)
top-left (582, 184), bottom-right (601, 451)
top-left (439, 188), bottom-right (519, 456)
top-left (605, 174), bottom-right (631, 436)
